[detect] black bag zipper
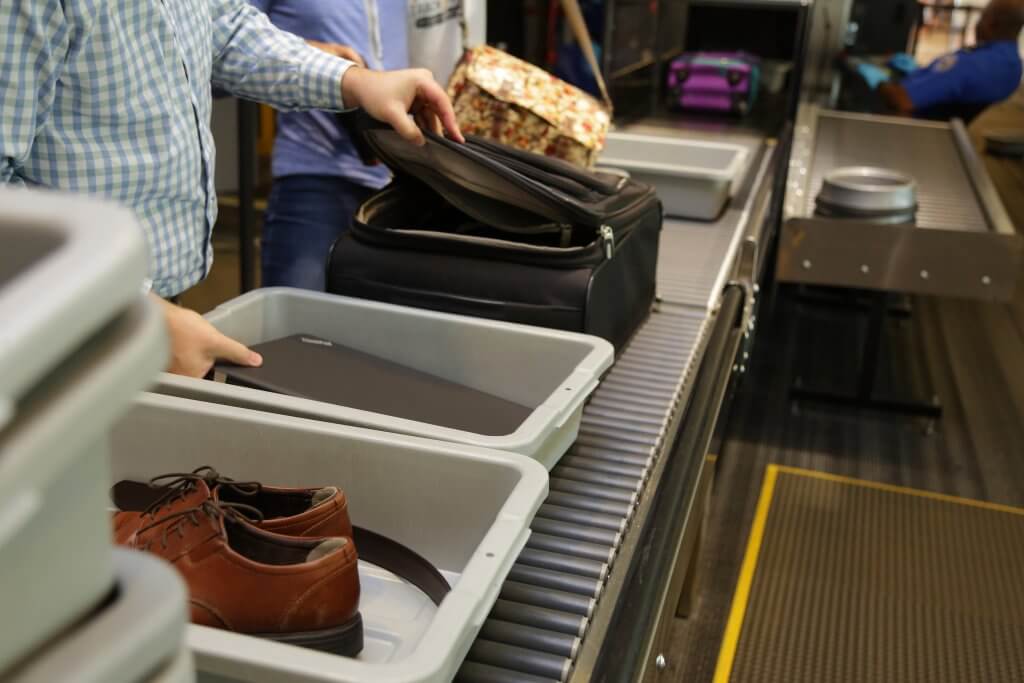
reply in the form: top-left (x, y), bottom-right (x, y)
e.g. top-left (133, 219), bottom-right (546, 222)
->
top-left (466, 135), bottom-right (623, 195)
top-left (367, 128), bottom-right (656, 231)
top-left (429, 183), bottom-right (576, 237)
top-left (430, 132), bottom-right (652, 229)
top-left (356, 184), bottom-right (632, 263)
top-left (405, 149), bottom-right (652, 249)
top-left (349, 219), bottom-right (611, 269)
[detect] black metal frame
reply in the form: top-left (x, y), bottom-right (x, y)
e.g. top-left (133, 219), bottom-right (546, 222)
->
top-left (790, 291), bottom-right (943, 418)
top-left (237, 99), bottom-right (259, 293)
top-left (787, 2), bottom-right (812, 124)
top-left (684, 0), bottom-right (811, 124)
top-left (601, 0), bottom-right (679, 117)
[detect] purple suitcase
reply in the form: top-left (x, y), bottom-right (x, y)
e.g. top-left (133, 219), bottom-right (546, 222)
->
top-left (667, 52), bottom-right (761, 114)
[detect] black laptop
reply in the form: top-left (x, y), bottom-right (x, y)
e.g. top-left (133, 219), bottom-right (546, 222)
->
top-left (214, 334), bottom-right (532, 436)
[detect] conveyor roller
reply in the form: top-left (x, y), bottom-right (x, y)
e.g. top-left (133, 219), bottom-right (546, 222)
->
top-left (459, 306), bottom-right (708, 681)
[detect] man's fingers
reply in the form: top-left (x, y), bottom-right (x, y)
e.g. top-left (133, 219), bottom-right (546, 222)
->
top-left (413, 112), bottom-right (429, 137)
top-left (417, 79), bottom-right (464, 143)
top-left (209, 331), bottom-right (263, 367)
top-left (425, 110), bottom-right (443, 136)
top-left (414, 109), bottom-right (442, 137)
top-left (387, 106), bottom-right (425, 146)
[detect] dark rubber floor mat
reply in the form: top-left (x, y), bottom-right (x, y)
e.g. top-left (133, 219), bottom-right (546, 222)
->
top-left (715, 465), bottom-right (1024, 683)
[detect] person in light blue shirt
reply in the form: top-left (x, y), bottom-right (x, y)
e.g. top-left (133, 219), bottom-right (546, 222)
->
top-left (248, 0), bottom-right (409, 290)
top-left (858, 0), bottom-right (1024, 122)
top-left (1, 0), bottom-right (462, 378)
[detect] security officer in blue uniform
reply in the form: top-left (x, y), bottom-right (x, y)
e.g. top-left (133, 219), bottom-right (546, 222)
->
top-left (860, 0), bottom-right (1024, 122)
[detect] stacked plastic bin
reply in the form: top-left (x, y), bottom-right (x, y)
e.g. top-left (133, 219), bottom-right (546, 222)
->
top-left (0, 189), bottom-right (195, 682)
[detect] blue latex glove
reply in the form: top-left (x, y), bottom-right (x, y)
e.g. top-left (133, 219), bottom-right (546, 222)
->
top-left (856, 62), bottom-right (891, 90)
top-left (888, 52), bottom-right (918, 76)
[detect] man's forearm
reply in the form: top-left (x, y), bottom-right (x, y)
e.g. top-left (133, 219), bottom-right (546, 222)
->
top-left (1, 1), bottom-right (68, 186)
top-left (209, 0), bottom-right (354, 111)
top-left (879, 82), bottom-right (915, 116)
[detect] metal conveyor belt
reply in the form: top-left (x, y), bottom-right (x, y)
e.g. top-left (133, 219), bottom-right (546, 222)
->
top-left (456, 305), bottom-right (710, 683)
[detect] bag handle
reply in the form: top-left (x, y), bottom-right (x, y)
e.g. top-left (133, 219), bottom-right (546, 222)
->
top-left (453, 0), bottom-right (612, 111)
top-left (453, 0), bottom-right (470, 53)
top-left (558, 0), bottom-right (613, 111)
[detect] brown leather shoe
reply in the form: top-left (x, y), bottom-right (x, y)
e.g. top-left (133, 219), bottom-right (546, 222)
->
top-left (116, 480), bottom-right (362, 655)
top-left (112, 467), bottom-right (352, 542)
top-left (219, 480), bottom-right (352, 540)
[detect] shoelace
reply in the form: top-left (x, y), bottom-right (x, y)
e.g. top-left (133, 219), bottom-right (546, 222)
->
top-left (142, 466), bottom-right (262, 518)
top-left (132, 499), bottom-right (265, 552)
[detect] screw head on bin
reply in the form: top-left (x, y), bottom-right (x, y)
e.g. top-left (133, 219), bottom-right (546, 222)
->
top-left (656, 654), bottom-right (667, 671)
top-left (802, 259), bottom-right (812, 270)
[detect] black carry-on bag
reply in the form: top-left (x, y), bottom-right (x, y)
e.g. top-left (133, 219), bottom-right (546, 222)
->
top-left (327, 126), bottom-right (662, 351)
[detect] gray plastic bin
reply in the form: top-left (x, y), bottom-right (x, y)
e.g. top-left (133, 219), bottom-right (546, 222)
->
top-left (154, 288), bottom-right (613, 470)
top-left (149, 647), bottom-right (197, 683)
top-left (599, 131), bottom-right (748, 220)
top-left (109, 392), bottom-right (549, 683)
top-left (0, 188), bottom-right (149, 430)
top-left (0, 300), bottom-right (169, 674)
top-left (8, 550), bottom-right (190, 683)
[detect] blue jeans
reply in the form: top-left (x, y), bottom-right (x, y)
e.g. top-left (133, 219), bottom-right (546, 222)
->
top-left (261, 175), bottom-right (373, 290)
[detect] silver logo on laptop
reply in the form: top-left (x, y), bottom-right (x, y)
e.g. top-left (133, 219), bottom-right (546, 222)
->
top-left (300, 337), bottom-right (333, 347)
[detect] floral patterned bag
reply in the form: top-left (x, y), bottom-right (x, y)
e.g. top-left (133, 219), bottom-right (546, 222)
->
top-left (446, 0), bottom-right (612, 168)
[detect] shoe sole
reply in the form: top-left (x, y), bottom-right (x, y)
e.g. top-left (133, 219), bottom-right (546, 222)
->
top-left (258, 611), bottom-right (364, 656)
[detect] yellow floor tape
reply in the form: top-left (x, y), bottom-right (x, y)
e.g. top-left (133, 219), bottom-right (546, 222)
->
top-left (712, 464), bottom-right (1024, 683)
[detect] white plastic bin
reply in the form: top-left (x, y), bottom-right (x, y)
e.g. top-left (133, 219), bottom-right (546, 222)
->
top-left (7, 550), bottom-right (190, 683)
top-left (153, 288), bottom-right (613, 470)
top-left (599, 131), bottom-right (749, 220)
top-left (0, 188), bottom-right (149, 429)
top-left (0, 301), bottom-right (169, 674)
top-left (109, 392), bottom-right (549, 683)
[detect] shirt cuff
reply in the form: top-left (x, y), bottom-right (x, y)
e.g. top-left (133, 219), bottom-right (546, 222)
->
top-left (298, 48), bottom-right (355, 111)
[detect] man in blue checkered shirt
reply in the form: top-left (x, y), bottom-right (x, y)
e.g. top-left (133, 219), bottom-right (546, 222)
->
top-left (1, 0), bottom-right (462, 377)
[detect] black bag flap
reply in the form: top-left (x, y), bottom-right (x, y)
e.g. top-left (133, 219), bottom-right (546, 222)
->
top-left (362, 123), bottom-right (654, 230)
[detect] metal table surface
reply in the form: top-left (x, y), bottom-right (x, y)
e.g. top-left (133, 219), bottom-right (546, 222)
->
top-left (658, 144), bottom-right (774, 311)
top-left (778, 106), bottom-right (1022, 301)
top-left (801, 113), bottom-right (988, 233)
top-left (456, 127), bottom-right (778, 683)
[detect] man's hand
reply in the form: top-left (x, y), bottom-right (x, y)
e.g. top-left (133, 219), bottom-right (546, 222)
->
top-left (856, 62), bottom-right (892, 90)
top-left (888, 52), bottom-right (918, 76)
top-left (879, 82), bottom-right (915, 116)
top-left (152, 295), bottom-right (262, 378)
top-left (307, 40), bottom-right (366, 68)
top-left (341, 68), bottom-right (465, 146)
